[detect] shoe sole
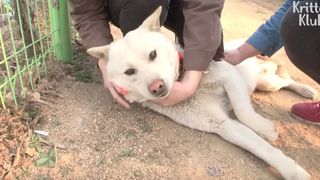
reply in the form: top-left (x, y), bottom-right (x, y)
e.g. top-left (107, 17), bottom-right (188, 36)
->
top-left (291, 112), bottom-right (320, 125)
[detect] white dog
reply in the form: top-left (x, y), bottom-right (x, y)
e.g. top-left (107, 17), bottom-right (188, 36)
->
top-left (87, 7), bottom-right (317, 180)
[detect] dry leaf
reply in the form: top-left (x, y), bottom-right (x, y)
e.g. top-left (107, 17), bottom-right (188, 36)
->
top-left (25, 146), bottom-right (35, 157)
top-left (20, 160), bottom-right (32, 167)
top-left (3, 170), bottom-right (13, 180)
top-left (12, 143), bottom-right (21, 167)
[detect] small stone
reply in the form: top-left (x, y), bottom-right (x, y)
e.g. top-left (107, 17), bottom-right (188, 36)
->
top-left (240, 158), bottom-right (244, 164)
top-left (95, 144), bottom-right (102, 152)
top-left (33, 91), bottom-right (41, 100)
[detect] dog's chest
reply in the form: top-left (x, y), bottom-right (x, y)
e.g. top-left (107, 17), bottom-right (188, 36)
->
top-left (195, 73), bottom-right (227, 100)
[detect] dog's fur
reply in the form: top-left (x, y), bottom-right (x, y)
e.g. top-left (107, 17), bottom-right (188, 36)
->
top-left (87, 7), bottom-right (317, 180)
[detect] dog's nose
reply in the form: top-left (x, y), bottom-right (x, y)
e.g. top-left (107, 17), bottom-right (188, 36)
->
top-left (148, 79), bottom-right (167, 96)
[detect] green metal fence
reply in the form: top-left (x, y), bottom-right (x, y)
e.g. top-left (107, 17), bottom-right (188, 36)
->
top-left (0, 0), bottom-right (73, 109)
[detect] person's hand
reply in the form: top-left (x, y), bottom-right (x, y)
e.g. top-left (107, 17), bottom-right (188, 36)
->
top-left (224, 48), bottom-right (243, 65)
top-left (98, 59), bottom-right (130, 108)
top-left (153, 70), bottom-right (203, 106)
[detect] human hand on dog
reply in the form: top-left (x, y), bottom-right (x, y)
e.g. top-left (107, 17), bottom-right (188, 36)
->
top-left (98, 60), bottom-right (130, 109)
top-left (153, 70), bottom-right (203, 107)
top-left (224, 42), bottom-right (262, 65)
top-left (224, 49), bottom-right (242, 65)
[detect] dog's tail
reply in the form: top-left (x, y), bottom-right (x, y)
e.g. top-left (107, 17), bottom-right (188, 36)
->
top-left (256, 55), bottom-right (291, 80)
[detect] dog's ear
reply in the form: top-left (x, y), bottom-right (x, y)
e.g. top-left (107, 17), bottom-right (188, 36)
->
top-left (87, 45), bottom-right (110, 60)
top-left (139, 6), bottom-right (162, 31)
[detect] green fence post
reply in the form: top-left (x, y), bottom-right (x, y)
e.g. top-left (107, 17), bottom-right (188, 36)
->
top-left (50, 0), bottom-right (73, 63)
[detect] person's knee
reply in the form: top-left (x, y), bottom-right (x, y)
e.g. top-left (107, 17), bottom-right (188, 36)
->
top-left (280, 0), bottom-right (319, 37)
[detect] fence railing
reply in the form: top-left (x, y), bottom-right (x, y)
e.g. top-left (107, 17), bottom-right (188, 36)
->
top-left (0, 0), bottom-right (73, 109)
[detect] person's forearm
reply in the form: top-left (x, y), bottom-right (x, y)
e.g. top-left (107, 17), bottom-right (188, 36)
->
top-left (183, 70), bottom-right (203, 94)
top-left (245, 0), bottom-right (294, 58)
top-left (237, 42), bottom-right (261, 61)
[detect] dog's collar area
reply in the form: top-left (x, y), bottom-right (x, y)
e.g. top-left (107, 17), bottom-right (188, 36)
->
top-left (175, 51), bottom-right (210, 81)
top-left (213, 58), bottom-right (222, 61)
top-left (176, 51), bottom-right (185, 82)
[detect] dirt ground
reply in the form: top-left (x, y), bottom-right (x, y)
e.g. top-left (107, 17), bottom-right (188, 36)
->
top-left (26, 0), bottom-right (320, 179)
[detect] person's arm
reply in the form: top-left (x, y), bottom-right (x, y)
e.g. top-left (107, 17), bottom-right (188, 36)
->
top-left (68, 0), bottom-right (113, 65)
top-left (180, 0), bottom-right (225, 93)
top-left (244, 0), bottom-right (295, 58)
top-left (182, 0), bottom-right (224, 72)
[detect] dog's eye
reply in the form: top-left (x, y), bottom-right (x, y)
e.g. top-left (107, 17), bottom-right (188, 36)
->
top-left (124, 69), bottom-right (136, 75)
top-left (149, 50), bottom-right (157, 61)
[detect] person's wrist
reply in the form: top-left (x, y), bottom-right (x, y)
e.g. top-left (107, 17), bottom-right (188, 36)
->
top-left (237, 42), bottom-right (261, 62)
top-left (233, 48), bottom-right (244, 64)
top-left (98, 59), bottom-right (108, 77)
top-left (183, 70), bottom-right (203, 95)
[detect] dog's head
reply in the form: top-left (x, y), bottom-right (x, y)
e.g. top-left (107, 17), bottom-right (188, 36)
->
top-left (87, 6), bottom-right (180, 102)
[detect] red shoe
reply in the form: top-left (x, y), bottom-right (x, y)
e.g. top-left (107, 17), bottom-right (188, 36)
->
top-left (291, 101), bottom-right (320, 125)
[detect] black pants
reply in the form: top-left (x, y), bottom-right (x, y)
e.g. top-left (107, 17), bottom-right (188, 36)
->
top-left (280, 0), bottom-right (320, 84)
top-left (107, 0), bottom-right (185, 47)
top-left (107, 0), bottom-right (225, 60)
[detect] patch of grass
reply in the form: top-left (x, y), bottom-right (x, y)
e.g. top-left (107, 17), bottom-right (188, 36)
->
top-left (60, 165), bottom-right (74, 177)
top-left (125, 129), bottom-right (137, 138)
top-left (18, 167), bottom-right (32, 179)
top-left (35, 148), bottom-right (60, 168)
top-left (96, 159), bottom-right (106, 166)
top-left (63, 61), bottom-right (76, 65)
top-left (29, 134), bottom-right (42, 152)
top-left (50, 119), bottom-right (62, 127)
top-left (133, 170), bottom-right (142, 177)
top-left (140, 123), bottom-right (152, 133)
top-left (38, 177), bottom-right (54, 180)
top-left (116, 126), bottom-right (126, 135)
top-left (118, 149), bottom-right (132, 157)
top-left (67, 139), bottom-right (75, 144)
top-left (75, 71), bottom-right (93, 83)
top-left (140, 152), bottom-right (158, 164)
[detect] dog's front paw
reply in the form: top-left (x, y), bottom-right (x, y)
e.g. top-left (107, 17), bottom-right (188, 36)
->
top-left (298, 85), bottom-right (317, 99)
top-left (281, 162), bottom-right (310, 180)
top-left (253, 116), bottom-right (278, 141)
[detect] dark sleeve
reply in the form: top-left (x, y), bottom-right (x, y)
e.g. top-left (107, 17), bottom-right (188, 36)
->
top-left (68, 0), bottom-right (113, 63)
top-left (181, 0), bottom-right (225, 71)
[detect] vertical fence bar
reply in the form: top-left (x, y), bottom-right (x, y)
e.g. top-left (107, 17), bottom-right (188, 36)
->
top-left (50, 0), bottom-right (73, 63)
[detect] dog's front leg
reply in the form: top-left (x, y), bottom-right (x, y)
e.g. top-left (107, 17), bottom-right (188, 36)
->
top-left (217, 119), bottom-right (310, 180)
top-left (221, 70), bottom-right (278, 141)
top-left (141, 100), bottom-right (222, 131)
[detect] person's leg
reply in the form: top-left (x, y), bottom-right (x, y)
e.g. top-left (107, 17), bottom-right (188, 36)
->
top-left (107, 0), bottom-right (170, 36)
top-left (107, 0), bottom-right (185, 46)
top-left (107, 0), bottom-right (224, 60)
top-left (162, 0), bottom-right (185, 47)
top-left (279, 0), bottom-right (320, 124)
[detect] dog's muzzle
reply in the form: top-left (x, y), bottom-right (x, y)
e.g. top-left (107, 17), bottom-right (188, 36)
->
top-left (148, 79), bottom-right (168, 97)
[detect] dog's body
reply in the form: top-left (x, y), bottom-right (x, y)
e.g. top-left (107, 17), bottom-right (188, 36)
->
top-left (88, 7), bottom-right (317, 180)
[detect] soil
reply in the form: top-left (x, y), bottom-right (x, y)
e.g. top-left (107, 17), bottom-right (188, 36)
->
top-left (19, 0), bottom-right (320, 179)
